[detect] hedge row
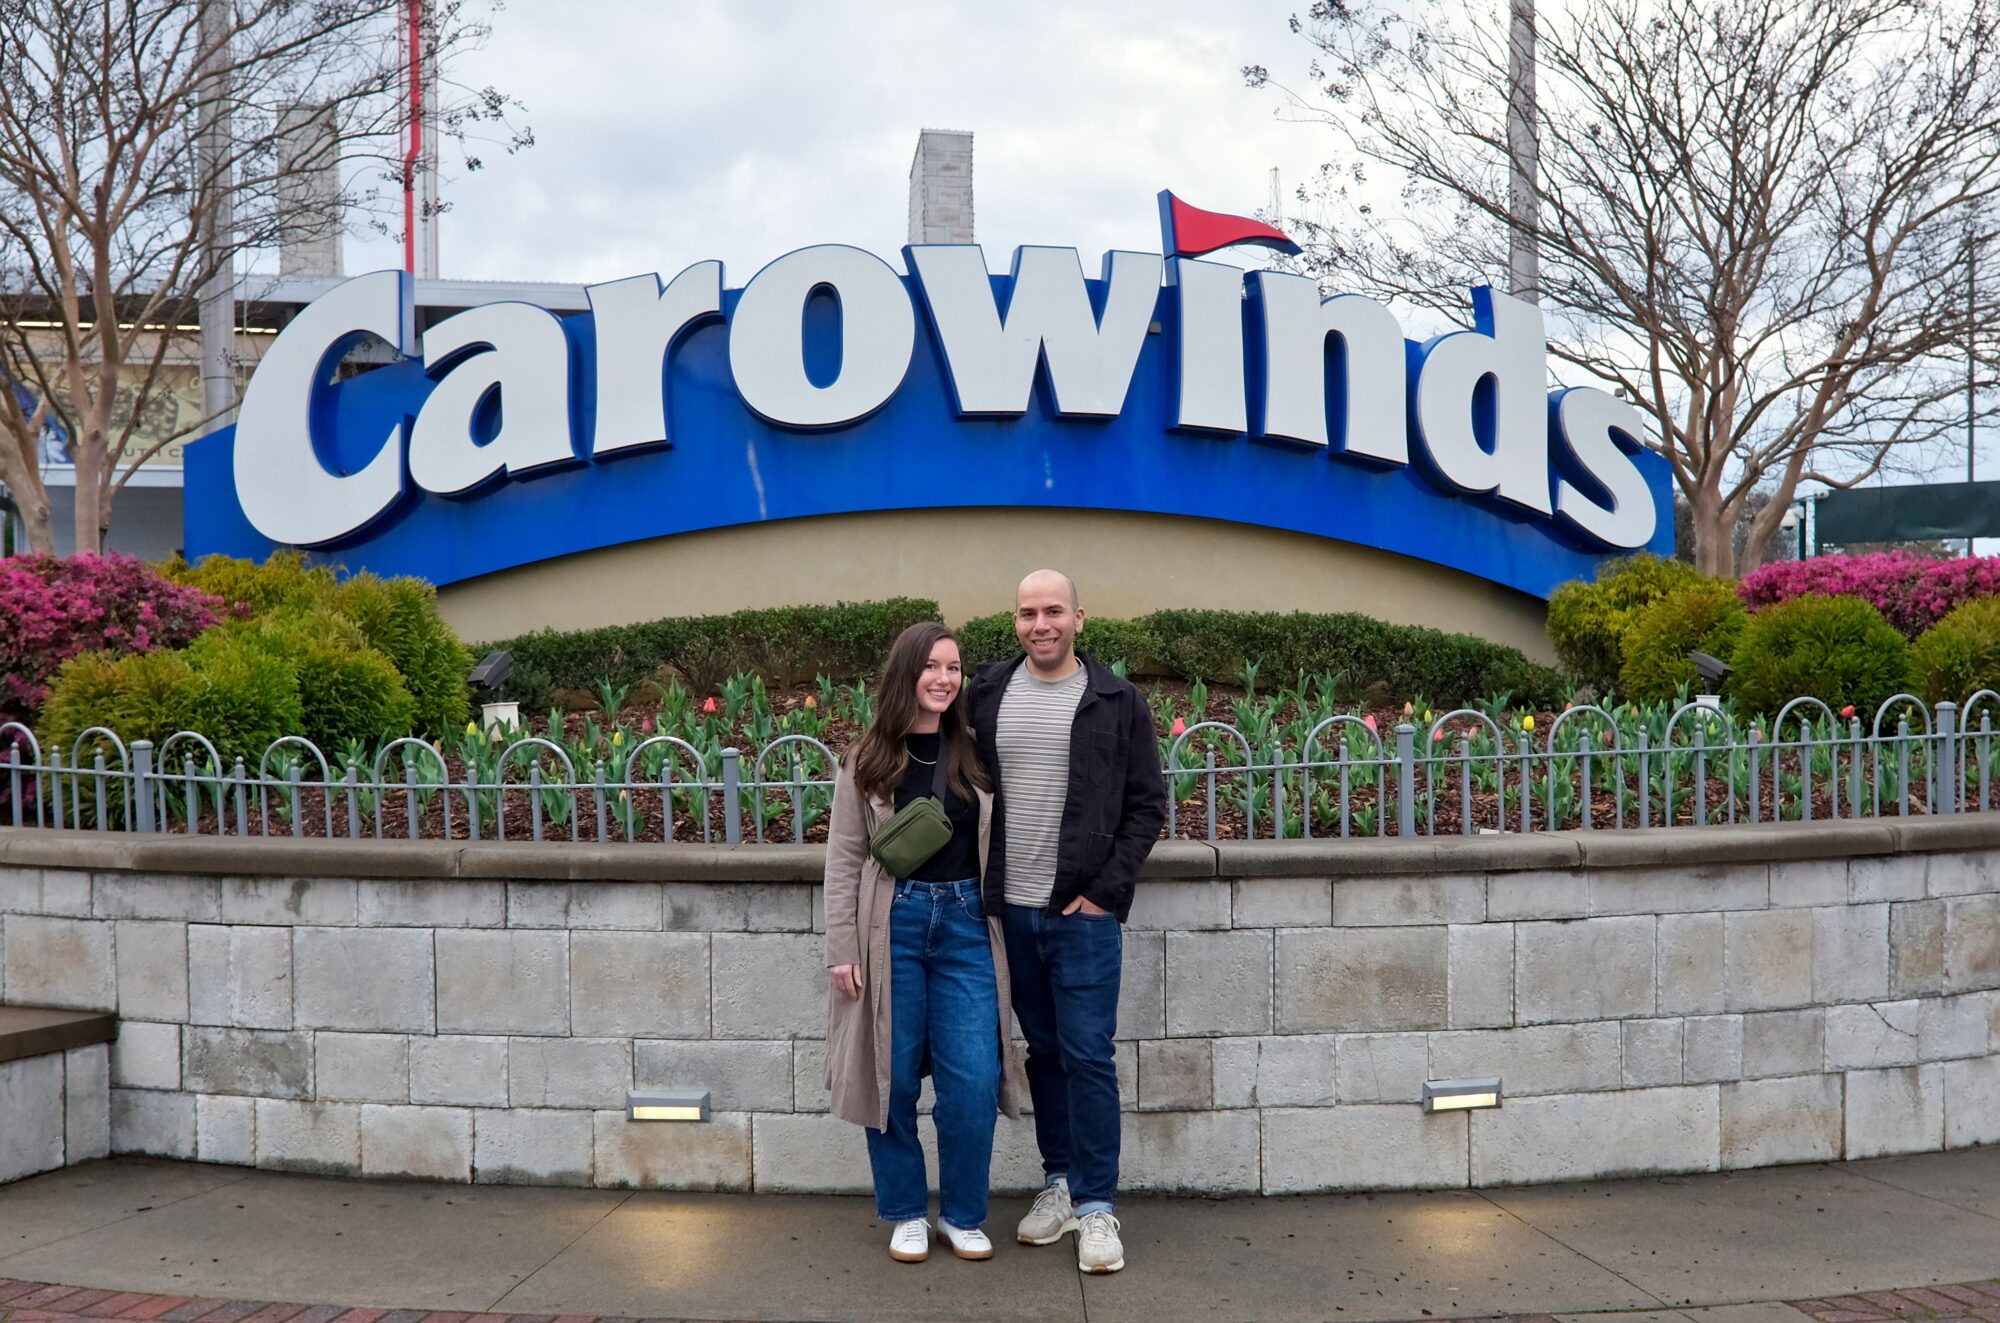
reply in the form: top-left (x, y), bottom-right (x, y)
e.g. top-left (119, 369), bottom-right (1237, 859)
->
top-left (489, 600), bottom-right (1565, 710)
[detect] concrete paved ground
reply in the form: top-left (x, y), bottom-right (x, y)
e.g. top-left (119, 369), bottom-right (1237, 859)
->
top-left (0, 1151), bottom-right (1994, 1323)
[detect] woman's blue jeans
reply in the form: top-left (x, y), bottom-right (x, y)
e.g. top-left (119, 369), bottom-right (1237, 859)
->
top-left (865, 877), bottom-right (1002, 1228)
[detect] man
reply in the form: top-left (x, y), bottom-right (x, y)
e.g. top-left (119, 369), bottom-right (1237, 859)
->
top-left (967, 569), bottom-right (1167, 1275)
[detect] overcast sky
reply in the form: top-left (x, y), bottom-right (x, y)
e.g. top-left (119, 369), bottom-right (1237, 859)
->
top-left (340, 1), bottom-right (1336, 286)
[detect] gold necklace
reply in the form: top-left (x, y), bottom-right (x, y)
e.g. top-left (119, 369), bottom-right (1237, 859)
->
top-left (906, 735), bottom-right (938, 765)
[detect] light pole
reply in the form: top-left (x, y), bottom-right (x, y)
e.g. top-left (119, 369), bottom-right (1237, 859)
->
top-left (1506, 0), bottom-right (1538, 301)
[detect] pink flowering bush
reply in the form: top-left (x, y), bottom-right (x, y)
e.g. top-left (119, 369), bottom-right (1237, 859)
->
top-left (1738, 552), bottom-right (2000, 637)
top-left (0, 554), bottom-right (224, 729)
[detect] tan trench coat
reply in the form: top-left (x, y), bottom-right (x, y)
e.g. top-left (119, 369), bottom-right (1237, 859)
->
top-left (822, 761), bottom-right (1025, 1131)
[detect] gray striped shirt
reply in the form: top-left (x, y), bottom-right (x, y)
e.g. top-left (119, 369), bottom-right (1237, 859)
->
top-left (995, 662), bottom-right (1087, 907)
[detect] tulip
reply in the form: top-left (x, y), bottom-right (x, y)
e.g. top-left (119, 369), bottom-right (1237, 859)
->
top-left (1363, 714), bottom-right (1378, 732)
top-left (641, 716), bottom-right (655, 734)
top-left (1840, 704), bottom-right (1856, 719)
top-left (1170, 716), bottom-right (1187, 736)
top-left (612, 730), bottom-right (624, 748)
top-left (1432, 728), bottom-right (1445, 743)
top-left (703, 696), bottom-right (719, 714)
top-left (465, 721), bottom-right (478, 736)
top-left (1402, 700), bottom-right (1414, 716)
top-left (803, 694), bottom-right (817, 709)
top-left (1522, 715), bottom-right (1536, 731)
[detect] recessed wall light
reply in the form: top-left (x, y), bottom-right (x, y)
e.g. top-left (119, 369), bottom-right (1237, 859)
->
top-left (627, 1088), bottom-right (710, 1122)
top-left (1422, 1078), bottom-right (1502, 1113)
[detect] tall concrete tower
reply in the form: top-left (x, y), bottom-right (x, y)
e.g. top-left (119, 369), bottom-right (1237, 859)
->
top-left (907, 129), bottom-right (974, 245)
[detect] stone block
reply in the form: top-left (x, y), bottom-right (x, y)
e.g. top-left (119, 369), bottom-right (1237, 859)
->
top-left (64, 1044), bottom-right (109, 1161)
top-left (1850, 856), bottom-right (1924, 903)
top-left (1720, 1074), bottom-right (1842, 1168)
top-left (361, 1104), bottom-right (472, 1181)
top-left (1333, 1032), bottom-right (1427, 1104)
top-left (1231, 878), bottom-right (1330, 927)
top-left (1122, 1110), bottom-right (1260, 1193)
top-left (1684, 1015), bottom-right (1744, 1084)
top-left (1741, 1009), bottom-right (1823, 1079)
top-left (568, 882), bottom-right (664, 930)
top-left (1919, 993), bottom-right (1992, 1061)
top-left (1810, 904), bottom-right (1889, 1004)
top-left (1926, 850), bottom-right (2000, 898)
top-left (195, 1093), bottom-right (255, 1166)
top-left (636, 1039), bottom-right (793, 1112)
top-left (110, 1020), bottom-right (180, 1090)
top-left (1945, 894), bottom-right (2000, 993)
top-left (1126, 880), bottom-right (1231, 930)
top-left (792, 1040), bottom-right (829, 1112)
top-left (183, 1027), bottom-right (311, 1099)
top-left (0, 867), bottom-right (91, 917)
top-left (473, 1107), bottom-right (594, 1185)
top-left (435, 929), bottom-right (565, 1035)
top-left (1261, 1106), bottom-right (1468, 1193)
top-left (1471, 1085), bottom-right (1720, 1185)
top-left (3, 915), bottom-right (114, 1010)
top-left (114, 920), bottom-right (188, 1021)
top-left (712, 933), bottom-right (824, 1039)
top-left (220, 876), bottom-right (357, 926)
top-left (510, 1037), bottom-right (632, 1109)
top-left (1622, 1018), bottom-right (1684, 1088)
top-left (664, 882), bottom-right (811, 932)
top-left (1724, 910), bottom-right (1814, 1011)
top-left (1431, 1022), bottom-right (1622, 1096)
top-left (1590, 864), bottom-right (1767, 916)
top-left (1485, 870), bottom-right (1590, 922)
top-left (751, 1112), bottom-right (872, 1192)
top-left (1448, 923), bottom-right (1513, 1028)
top-left (1943, 1053), bottom-right (2000, 1147)
top-left (1276, 927), bottom-right (1447, 1033)
top-left (1769, 860), bottom-right (1848, 909)
top-left (1658, 912), bottom-right (1726, 1015)
top-left (357, 880), bottom-right (504, 928)
top-left (1116, 1042), bottom-right (1137, 1110)
top-left (110, 1088), bottom-right (194, 1158)
top-left (255, 1099), bottom-right (361, 1175)
top-left (1826, 1001), bottom-right (1923, 1069)
top-left (506, 882), bottom-right (570, 928)
top-left (1844, 1064), bottom-right (1944, 1158)
top-left (409, 1035), bottom-right (508, 1107)
top-left (1211, 1035), bottom-right (1338, 1108)
top-left (1117, 928), bottom-right (1165, 1040)
top-left (1165, 930), bottom-right (1271, 1036)
top-left (0, 1055), bottom-right (63, 1183)
top-left (593, 1109), bottom-right (751, 1191)
top-left (94, 873), bottom-right (220, 921)
top-left (1137, 1038), bottom-right (1212, 1110)
top-left (295, 926), bottom-right (435, 1033)
top-left (1515, 916), bottom-right (1654, 1023)
top-left (1331, 874), bottom-right (1484, 927)
top-left (188, 924), bottom-right (292, 1029)
top-left (315, 1032), bottom-right (409, 1103)
top-left (1890, 900), bottom-right (1947, 997)
top-left (569, 931), bottom-right (708, 1039)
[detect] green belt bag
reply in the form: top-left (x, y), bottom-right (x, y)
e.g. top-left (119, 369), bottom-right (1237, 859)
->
top-left (866, 741), bottom-right (955, 877)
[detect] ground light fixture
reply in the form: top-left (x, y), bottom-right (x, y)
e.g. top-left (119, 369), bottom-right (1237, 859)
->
top-left (627, 1088), bottom-right (711, 1122)
top-left (1421, 1078), bottom-right (1502, 1113)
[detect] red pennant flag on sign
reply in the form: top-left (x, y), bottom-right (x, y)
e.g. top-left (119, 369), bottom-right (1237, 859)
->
top-left (1157, 189), bottom-right (1301, 258)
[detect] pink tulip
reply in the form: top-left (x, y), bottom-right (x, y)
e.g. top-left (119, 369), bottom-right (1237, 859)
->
top-left (1169, 716), bottom-right (1186, 736)
top-left (640, 716), bottom-right (654, 734)
top-left (1363, 714), bottom-right (1377, 733)
top-left (702, 696), bottom-right (718, 714)
top-left (1839, 705), bottom-right (1856, 720)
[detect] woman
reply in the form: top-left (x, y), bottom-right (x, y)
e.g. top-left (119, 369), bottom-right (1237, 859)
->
top-left (823, 622), bottom-right (1023, 1263)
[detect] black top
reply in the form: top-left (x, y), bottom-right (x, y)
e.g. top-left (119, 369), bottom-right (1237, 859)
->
top-left (895, 731), bottom-right (980, 882)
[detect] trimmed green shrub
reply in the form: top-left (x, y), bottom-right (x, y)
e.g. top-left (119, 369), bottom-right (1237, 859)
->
top-left (1909, 598), bottom-right (2000, 705)
top-left (162, 550), bottom-right (337, 614)
top-left (237, 609), bottom-right (417, 751)
top-left (331, 574), bottom-right (471, 739)
top-left (1731, 594), bottom-right (1910, 718)
top-left (1547, 554), bottom-right (1711, 693)
top-left (39, 633), bottom-right (301, 765)
top-left (177, 630), bottom-right (305, 758)
top-left (1618, 582), bottom-right (1748, 703)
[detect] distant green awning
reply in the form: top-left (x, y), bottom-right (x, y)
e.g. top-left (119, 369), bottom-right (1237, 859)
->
top-left (1815, 480), bottom-right (2000, 543)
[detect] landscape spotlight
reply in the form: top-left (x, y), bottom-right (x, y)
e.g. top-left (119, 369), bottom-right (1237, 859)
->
top-left (1690, 651), bottom-right (1733, 689)
top-left (627, 1088), bottom-right (710, 1122)
top-left (467, 649), bottom-right (513, 692)
top-left (1421, 1078), bottom-right (1502, 1113)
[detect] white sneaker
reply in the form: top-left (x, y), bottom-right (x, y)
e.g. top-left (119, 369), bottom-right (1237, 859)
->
top-left (1017, 1176), bottom-right (1076, 1245)
top-left (888, 1217), bottom-right (930, 1263)
top-left (1076, 1209), bottom-right (1124, 1274)
top-left (938, 1219), bottom-right (994, 1260)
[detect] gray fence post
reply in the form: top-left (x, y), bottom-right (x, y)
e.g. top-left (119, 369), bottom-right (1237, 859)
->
top-left (1395, 723), bottom-right (1416, 837)
top-left (1939, 701), bottom-right (1959, 815)
top-left (132, 740), bottom-right (156, 833)
top-left (720, 747), bottom-right (743, 845)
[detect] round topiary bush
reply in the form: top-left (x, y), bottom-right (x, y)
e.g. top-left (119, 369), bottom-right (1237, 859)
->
top-left (331, 573), bottom-right (472, 738)
top-left (239, 608), bottom-right (417, 752)
top-left (1909, 598), bottom-right (2000, 705)
top-left (1617, 582), bottom-right (1748, 703)
top-left (1547, 554), bottom-right (1711, 694)
top-left (1731, 594), bottom-right (1910, 719)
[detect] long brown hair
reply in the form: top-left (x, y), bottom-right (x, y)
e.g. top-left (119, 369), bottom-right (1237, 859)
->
top-left (846, 622), bottom-right (991, 801)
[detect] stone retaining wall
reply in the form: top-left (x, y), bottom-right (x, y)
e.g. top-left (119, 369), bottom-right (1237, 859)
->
top-left (1, 821), bottom-right (1995, 1193)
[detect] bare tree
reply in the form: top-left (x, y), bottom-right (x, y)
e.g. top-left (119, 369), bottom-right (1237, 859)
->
top-left (1248, 0), bottom-right (2000, 575)
top-left (0, 0), bottom-right (528, 555)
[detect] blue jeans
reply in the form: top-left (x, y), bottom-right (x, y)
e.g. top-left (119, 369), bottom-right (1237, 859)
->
top-left (865, 878), bottom-right (1002, 1228)
top-left (1001, 902), bottom-right (1122, 1212)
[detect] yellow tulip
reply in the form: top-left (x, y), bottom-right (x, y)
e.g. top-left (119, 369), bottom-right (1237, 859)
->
top-left (612, 730), bottom-right (624, 748)
top-left (1522, 714), bottom-right (1536, 731)
top-left (465, 721), bottom-right (478, 735)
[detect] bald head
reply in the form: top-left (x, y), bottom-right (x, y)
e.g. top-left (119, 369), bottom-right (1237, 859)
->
top-left (1014, 569), bottom-right (1085, 678)
top-left (1018, 569), bottom-right (1079, 610)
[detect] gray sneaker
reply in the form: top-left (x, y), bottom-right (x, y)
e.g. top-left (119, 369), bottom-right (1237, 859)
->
top-left (1017, 1176), bottom-right (1076, 1245)
top-left (1076, 1209), bottom-right (1125, 1273)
